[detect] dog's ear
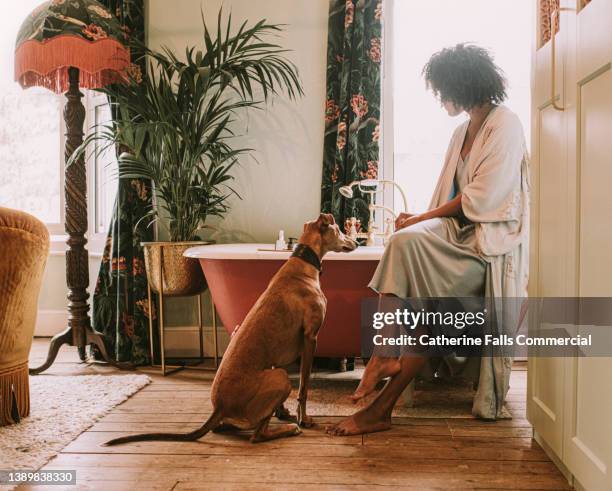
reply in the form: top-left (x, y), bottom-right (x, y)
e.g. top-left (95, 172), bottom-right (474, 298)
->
top-left (316, 213), bottom-right (335, 229)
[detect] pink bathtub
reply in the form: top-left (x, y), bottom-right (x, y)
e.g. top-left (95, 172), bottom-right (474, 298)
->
top-left (184, 244), bottom-right (383, 357)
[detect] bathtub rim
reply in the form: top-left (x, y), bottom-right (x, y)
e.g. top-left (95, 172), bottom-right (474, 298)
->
top-left (184, 243), bottom-right (384, 261)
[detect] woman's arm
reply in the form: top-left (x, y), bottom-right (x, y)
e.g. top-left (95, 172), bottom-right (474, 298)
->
top-left (397, 194), bottom-right (463, 230)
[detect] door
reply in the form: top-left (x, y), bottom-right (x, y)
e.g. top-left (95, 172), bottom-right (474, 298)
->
top-left (563, 1), bottom-right (612, 489)
top-left (527, 0), bottom-right (571, 460)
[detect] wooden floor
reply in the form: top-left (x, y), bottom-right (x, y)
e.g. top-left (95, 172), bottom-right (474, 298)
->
top-left (23, 339), bottom-right (571, 491)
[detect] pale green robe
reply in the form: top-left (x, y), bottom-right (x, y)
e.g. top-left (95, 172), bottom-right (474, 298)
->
top-left (369, 105), bottom-right (530, 419)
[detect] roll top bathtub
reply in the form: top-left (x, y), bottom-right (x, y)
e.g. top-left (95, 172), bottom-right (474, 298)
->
top-left (184, 243), bottom-right (383, 357)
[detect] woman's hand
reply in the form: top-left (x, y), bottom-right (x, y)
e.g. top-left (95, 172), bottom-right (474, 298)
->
top-left (395, 213), bottom-right (421, 231)
top-left (396, 194), bottom-right (463, 231)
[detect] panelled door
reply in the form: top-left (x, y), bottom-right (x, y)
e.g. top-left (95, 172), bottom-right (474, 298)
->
top-left (527, 0), bottom-right (571, 460)
top-left (563, 1), bottom-right (612, 489)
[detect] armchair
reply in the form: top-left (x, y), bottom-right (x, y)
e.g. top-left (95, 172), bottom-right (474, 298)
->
top-left (0, 207), bottom-right (49, 425)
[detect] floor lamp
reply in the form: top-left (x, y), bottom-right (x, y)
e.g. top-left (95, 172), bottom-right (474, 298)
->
top-left (14, 0), bottom-right (132, 374)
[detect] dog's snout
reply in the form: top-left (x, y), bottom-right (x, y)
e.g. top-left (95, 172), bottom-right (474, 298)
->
top-left (342, 237), bottom-right (358, 252)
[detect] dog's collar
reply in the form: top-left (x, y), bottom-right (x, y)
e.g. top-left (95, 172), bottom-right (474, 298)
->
top-left (291, 244), bottom-right (322, 273)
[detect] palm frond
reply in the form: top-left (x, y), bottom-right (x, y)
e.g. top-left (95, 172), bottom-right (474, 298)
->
top-left (72, 9), bottom-right (303, 241)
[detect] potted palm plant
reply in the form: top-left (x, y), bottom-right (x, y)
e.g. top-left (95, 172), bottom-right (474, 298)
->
top-left (75, 11), bottom-right (303, 295)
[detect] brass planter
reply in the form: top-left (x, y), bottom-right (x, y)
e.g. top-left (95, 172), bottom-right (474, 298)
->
top-left (142, 241), bottom-right (212, 297)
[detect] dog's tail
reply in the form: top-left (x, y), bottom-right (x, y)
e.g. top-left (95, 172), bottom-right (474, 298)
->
top-left (103, 409), bottom-right (223, 446)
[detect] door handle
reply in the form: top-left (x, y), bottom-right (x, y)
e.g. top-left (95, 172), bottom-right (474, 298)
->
top-left (550, 7), bottom-right (575, 111)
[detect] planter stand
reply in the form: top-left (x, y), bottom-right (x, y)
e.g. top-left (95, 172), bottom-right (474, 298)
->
top-left (147, 281), bottom-right (220, 376)
top-left (145, 243), bottom-right (219, 376)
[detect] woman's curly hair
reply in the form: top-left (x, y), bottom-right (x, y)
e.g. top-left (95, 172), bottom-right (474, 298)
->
top-left (422, 44), bottom-right (507, 110)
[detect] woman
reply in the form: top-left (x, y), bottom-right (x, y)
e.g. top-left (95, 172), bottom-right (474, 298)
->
top-left (328, 44), bottom-right (530, 436)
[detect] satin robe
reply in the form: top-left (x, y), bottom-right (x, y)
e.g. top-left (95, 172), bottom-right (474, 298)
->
top-left (429, 105), bottom-right (530, 419)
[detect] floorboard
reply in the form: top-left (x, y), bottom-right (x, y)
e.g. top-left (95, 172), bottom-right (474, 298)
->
top-left (22, 339), bottom-right (571, 490)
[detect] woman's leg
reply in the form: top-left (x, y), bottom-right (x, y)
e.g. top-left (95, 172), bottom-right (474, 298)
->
top-left (351, 292), bottom-right (404, 402)
top-left (350, 355), bottom-right (401, 402)
top-left (327, 354), bottom-right (428, 436)
top-left (338, 223), bottom-right (439, 431)
top-left (354, 224), bottom-right (431, 401)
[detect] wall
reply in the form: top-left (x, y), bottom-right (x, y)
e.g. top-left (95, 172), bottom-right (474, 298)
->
top-left (36, 0), bottom-right (329, 356)
top-left (147, 0), bottom-right (329, 355)
top-left (147, 0), bottom-right (328, 243)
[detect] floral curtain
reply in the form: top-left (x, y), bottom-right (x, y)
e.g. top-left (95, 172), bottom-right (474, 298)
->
top-left (321, 0), bottom-right (383, 233)
top-left (539, 0), bottom-right (560, 47)
top-left (92, 0), bottom-right (154, 364)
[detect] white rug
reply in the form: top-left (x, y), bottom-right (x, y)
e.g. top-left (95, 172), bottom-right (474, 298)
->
top-left (0, 374), bottom-right (150, 475)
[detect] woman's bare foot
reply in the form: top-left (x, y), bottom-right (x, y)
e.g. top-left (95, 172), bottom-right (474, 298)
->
top-left (350, 356), bottom-right (401, 402)
top-left (326, 407), bottom-right (392, 436)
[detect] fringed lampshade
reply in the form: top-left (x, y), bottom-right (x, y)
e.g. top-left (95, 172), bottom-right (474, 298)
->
top-left (14, 0), bottom-right (133, 374)
top-left (14, 0), bottom-right (131, 93)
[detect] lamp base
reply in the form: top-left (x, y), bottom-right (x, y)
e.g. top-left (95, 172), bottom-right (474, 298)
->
top-left (29, 66), bottom-right (134, 374)
top-left (29, 325), bottom-right (134, 375)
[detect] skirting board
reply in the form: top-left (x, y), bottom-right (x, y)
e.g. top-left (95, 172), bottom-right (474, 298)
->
top-left (37, 311), bottom-right (527, 361)
top-left (163, 325), bottom-right (230, 358)
top-left (35, 310), bottom-right (231, 357)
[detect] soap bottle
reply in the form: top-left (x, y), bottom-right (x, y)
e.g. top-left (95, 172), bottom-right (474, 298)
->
top-left (275, 230), bottom-right (287, 250)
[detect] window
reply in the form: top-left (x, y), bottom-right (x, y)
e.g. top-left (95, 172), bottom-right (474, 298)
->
top-left (1, 2), bottom-right (63, 232)
top-left (2, 3), bottom-right (117, 246)
top-left (87, 91), bottom-right (118, 237)
top-left (384, 0), bottom-right (533, 215)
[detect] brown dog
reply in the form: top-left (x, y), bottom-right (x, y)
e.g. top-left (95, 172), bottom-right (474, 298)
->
top-left (105, 213), bottom-right (357, 445)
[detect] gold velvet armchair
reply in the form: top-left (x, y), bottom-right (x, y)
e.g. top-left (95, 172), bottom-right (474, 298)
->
top-left (0, 207), bottom-right (49, 426)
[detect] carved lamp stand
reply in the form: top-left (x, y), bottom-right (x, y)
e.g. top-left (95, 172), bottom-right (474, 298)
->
top-left (14, 1), bottom-right (133, 373)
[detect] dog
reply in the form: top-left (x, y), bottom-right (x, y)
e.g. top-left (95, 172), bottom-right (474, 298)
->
top-left (105, 213), bottom-right (357, 445)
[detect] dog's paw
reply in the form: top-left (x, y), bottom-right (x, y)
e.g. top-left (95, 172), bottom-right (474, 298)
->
top-left (274, 405), bottom-right (295, 422)
top-left (298, 415), bottom-right (315, 428)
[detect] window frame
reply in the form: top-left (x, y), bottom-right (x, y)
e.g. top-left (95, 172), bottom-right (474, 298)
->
top-left (85, 89), bottom-right (118, 254)
top-left (380, 0), bottom-right (395, 216)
